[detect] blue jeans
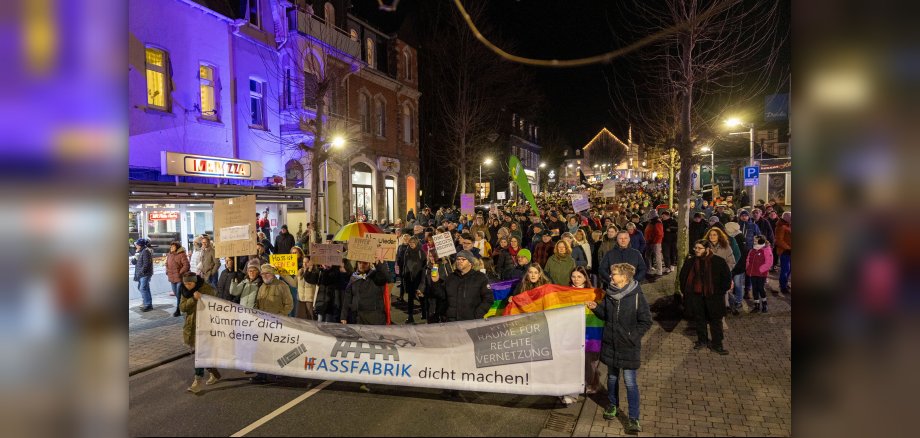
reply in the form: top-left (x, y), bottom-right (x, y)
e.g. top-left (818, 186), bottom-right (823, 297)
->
top-left (171, 282), bottom-right (181, 310)
top-left (607, 367), bottom-right (640, 420)
top-left (731, 273), bottom-right (746, 307)
top-left (779, 253), bottom-right (791, 292)
top-left (137, 276), bottom-right (152, 307)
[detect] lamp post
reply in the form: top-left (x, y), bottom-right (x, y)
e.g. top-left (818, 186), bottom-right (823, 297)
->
top-left (701, 146), bottom-right (715, 187)
top-left (479, 157), bottom-right (493, 201)
top-left (726, 117), bottom-right (756, 203)
top-left (323, 136), bottom-right (345, 234)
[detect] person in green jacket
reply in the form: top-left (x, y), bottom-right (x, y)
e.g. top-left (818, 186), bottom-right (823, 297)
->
top-left (544, 239), bottom-right (576, 285)
top-left (178, 272), bottom-right (221, 393)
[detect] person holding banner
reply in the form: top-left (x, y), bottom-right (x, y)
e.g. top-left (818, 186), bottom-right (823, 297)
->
top-left (512, 262), bottom-right (551, 296)
top-left (435, 250), bottom-right (492, 322)
top-left (570, 267), bottom-right (602, 395)
top-left (230, 259), bottom-right (263, 309)
top-left (255, 264), bottom-right (293, 316)
top-left (178, 272), bottom-right (221, 393)
top-left (341, 258), bottom-right (392, 325)
top-left (586, 263), bottom-right (652, 434)
top-left (314, 262), bottom-right (349, 322)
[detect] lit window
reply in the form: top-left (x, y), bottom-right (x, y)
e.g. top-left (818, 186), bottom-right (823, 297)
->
top-left (199, 64), bottom-right (218, 120)
top-left (145, 47), bottom-right (170, 110)
top-left (249, 78), bottom-right (265, 128)
top-left (359, 93), bottom-right (370, 133)
top-left (402, 104), bottom-right (412, 142)
top-left (375, 98), bottom-right (386, 137)
top-left (366, 38), bottom-right (375, 69)
top-left (247, 0), bottom-right (260, 28)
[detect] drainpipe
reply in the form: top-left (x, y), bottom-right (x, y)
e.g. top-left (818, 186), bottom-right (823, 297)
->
top-left (228, 24), bottom-right (240, 160)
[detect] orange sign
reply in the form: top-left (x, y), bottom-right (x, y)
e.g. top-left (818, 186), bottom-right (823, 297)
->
top-left (148, 211), bottom-right (179, 221)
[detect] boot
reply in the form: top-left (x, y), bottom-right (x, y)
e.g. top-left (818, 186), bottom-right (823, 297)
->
top-left (761, 300), bottom-right (768, 313)
top-left (206, 370), bottom-right (221, 385)
top-left (187, 376), bottom-right (201, 393)
top-left (751, 300), bottom-right (761, 313)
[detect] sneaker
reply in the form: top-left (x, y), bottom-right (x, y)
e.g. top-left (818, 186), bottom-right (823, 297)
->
top-left (206, 370), bottom-right (221, 385)
top-left (603, 405), bottom-right (618, 420)
top-left (711, 345), bottom-right (729, 355)
top-left (626, 418), bottom-right (642, 433)
top-left (187, 377), bottom-right (201, 393)
top-left (693, 340), bottom-right (708, 350)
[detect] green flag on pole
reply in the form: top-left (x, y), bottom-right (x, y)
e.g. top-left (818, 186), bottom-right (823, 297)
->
top-left (509, 155), bottom-right (540, 215)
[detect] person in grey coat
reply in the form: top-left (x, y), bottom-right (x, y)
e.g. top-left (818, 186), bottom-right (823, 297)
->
top-left (587, 262), bottom-right (652, 434)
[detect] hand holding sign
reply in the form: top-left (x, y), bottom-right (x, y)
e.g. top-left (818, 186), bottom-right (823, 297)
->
top-left (366, 233), bottom-right (398, 261)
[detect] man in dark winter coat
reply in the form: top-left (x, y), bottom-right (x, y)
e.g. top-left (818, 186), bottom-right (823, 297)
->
top-left (735, 210), bottom-right (761, 250)
top-left (274, 224), bottom-right (296, 256)
top-left (341, 259), bottom-right (391, 325)
top-left (679, 240), bottom-right (733, 355)
top-left (660, 211), bottom-right (679, 271)
top-left (599, 231), bottom-right (648, 286)
top-left (751, 208), bottom-right (774, 245)
top-left (434, 250), bottom-right (492, 321)
top-left (689, 212), bottom-right (709, 245)
top-left (132, 238), bottom-right (154, 311)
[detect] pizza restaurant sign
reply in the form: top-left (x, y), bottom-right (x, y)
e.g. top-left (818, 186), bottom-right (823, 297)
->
top-left (161, 152), bottom-right (264, 180)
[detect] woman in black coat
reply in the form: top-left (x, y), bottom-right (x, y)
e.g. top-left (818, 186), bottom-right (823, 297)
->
top-left (216, 257), bottom-right (245, 303)
top-left (679, 239), bottom-right (733, 355)
top-left (586, 262), bottom-right (652, 433)
top-left (313, 262), bottom-right (349, 322)
top-left (401, 237), bottom-right (426, 323)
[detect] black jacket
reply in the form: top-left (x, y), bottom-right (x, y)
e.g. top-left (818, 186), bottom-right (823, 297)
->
top-left (341, 262), bottom-right (392, 324)
top-left (502, 263), bottom-right (527, 282)
top-left (662, 217), bottom-right (678, 242)
top-left (433, 268), bottom-right (493, 322)
top-left (492, 247), bottom-right (514, 279)
top-left (689, 219), bottom-right (709, 245)
top-left (598, 246), bottom-right (648, 285)
top-left (217, 268), bottom-right (245, 303)
top-left (312, 266), bottom-right (348, 316)
top-left (731, 234), bottom-right (749, 276)
top-left (591, 283), bottom-right (653, 370)
top-left (132, 247), bottom-right (153, 280)
top-left (274, 232), bottom-right (296, 256)
top-left (678, 254), bottom-right (733, 318)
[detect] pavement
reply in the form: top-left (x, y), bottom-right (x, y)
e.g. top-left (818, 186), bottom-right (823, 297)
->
top-left (129, 264), bottom-right (791, 436)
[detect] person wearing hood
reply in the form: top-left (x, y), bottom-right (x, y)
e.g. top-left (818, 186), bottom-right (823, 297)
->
top-left (775, 212), bottom-right (792, 294)
top-left (724, 222), bottom-right (749, 315)
top-left (586, 263), bottom-right (652, 434)
top-left (746, 235), bottom-right (774, 313)
top-left (178, 272), bottom-right (221, 392)
top-left (341, 258), bottom-right (391, 325)
top-left (132, 238), bottom-right (154, 312)
top-left (166, 241), bottom-right (190, 316)
top-left (679, 240), bottom-right (733, 355)
top-left (230, 259), bottom-right (264, 309)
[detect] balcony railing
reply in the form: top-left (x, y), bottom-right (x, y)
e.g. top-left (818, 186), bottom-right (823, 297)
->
top-left (289, 9), bottom-right (361, 60)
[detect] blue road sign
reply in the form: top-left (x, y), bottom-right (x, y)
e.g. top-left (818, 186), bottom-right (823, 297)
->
top-left (744, 166), bottom-right (760, 179)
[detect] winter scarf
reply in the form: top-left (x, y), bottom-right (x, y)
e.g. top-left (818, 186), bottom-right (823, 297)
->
top-left (606, 279), bottom-right (639, 301)
top-left (181, 276), bottom-right (205, 299)
top-left (685, 254), bottom-right (715, 296)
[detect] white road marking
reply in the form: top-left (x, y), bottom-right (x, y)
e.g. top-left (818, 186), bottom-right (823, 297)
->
top-left (231, 380), bottom-right (333, 437)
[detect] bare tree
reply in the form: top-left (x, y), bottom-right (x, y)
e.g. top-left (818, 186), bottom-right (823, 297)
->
top-left (605, 0), bottom-right (786, 289)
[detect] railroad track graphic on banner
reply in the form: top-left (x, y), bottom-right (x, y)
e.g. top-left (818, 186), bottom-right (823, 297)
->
top-left (331, 341), bottom-right (400, 361)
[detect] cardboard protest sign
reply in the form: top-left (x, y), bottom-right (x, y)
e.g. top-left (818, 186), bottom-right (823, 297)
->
top-left (601, 180), bottom-right (616, 198)
top-left (213, 195), bottom-right (257, 258)
top-left (461, 193), bottom-right (475, 215)
top-left (346, 236), bottom-right (377, 262)
top-left (367, 233), bottom-right (398, 261)
top-left (310, 244), bottom-right (345, 266)
top-left (270, 254), bottom-right (298, 276)
top-left (432, 232), bottom-right (457, 258)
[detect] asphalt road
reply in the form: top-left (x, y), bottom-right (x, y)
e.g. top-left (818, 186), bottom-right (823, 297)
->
top-left (129, 355), bottom-right (563, 437)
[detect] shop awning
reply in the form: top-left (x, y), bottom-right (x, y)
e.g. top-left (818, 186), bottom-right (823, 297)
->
top-left (129, 181), bottom-right (315, 205)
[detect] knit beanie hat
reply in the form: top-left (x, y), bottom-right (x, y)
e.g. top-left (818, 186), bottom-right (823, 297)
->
top-left (517, 249), bottom-right (532, 262)
top-left (260, 263), bottom-right (277, 275)
top-left (455, 250), bottom-right (477, 262)
top-left (246, 259), bottom-right (261, 271)
top-left (709, 216), bottom-right (721, 225)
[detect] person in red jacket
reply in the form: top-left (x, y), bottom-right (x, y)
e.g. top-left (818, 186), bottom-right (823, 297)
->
top-left (643, 210), bottom-right (664, 278)
top-left (774, 212), bottom-right (792, 294)
top-left (745, 235), bottom-right (774, 313)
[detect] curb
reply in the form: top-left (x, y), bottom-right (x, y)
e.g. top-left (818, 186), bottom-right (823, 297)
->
top-left (572, 392), bottom-right (599, 436)
top-left (129, 351), bottom-right (191, 377)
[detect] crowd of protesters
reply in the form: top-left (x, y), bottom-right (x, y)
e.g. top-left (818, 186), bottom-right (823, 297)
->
top-left (132, 179), bottom-right (790, 431)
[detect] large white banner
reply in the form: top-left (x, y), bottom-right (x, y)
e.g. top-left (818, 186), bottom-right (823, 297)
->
top-left (195, 296), bottom-right (585, 396)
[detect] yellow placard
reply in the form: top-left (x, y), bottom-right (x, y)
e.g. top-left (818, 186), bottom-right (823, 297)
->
top-left (269, 254), bottom-right (298, 276)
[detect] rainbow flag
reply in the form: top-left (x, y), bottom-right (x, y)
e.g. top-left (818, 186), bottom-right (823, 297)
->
top-left (483, 279), bottom-right (520, 319)
top-left (503, 284), bottom-right (604, 353)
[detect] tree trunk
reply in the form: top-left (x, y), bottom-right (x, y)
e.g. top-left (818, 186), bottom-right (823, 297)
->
top-left (308, 82), bottom-right (329, 243)
top-left (674, 31), bottom-right (694, 297)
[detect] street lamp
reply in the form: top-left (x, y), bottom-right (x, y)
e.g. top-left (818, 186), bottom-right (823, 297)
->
top-left (323, 136), bottom-right (345, 234)
top-left (539, 162), bottom-right (546, 168)
top-left (700, 145), bottom-right (715, 187)
top-left (479, 158), bottom-right (493, 200)
top-left (726, 117), bottom-right (756, 202)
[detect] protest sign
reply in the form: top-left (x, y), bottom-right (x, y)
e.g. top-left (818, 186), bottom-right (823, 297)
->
top-left (601, 180), bottom-right (616, 198)
top-left (461, 193), bottom-right (475, 215)
top-left (432, 232), bottom-right (456, 258)
top-left (346, 236), bottom-right (378, 262)
top-left (196, 295), bottom-right (585, 396)
top-left (310, 244), bottom-right (344, 266)
top-left (367, 233), bottom-right (399, 261)
top-left (570, 193), bottom-right (591, 213)
top-left (270, 254), bottom-right (298, 276)
top-left (213, 195), bottom-right (257, 258)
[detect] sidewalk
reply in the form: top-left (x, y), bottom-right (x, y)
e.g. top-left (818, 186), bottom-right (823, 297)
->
top-left (129, 265), bottom-right (189, 375)
top-left (575, 271), bottom-right (792, 437)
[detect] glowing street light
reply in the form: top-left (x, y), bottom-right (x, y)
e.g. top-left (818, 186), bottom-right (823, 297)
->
top-left (479, 158), bottom-right (493, 200)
